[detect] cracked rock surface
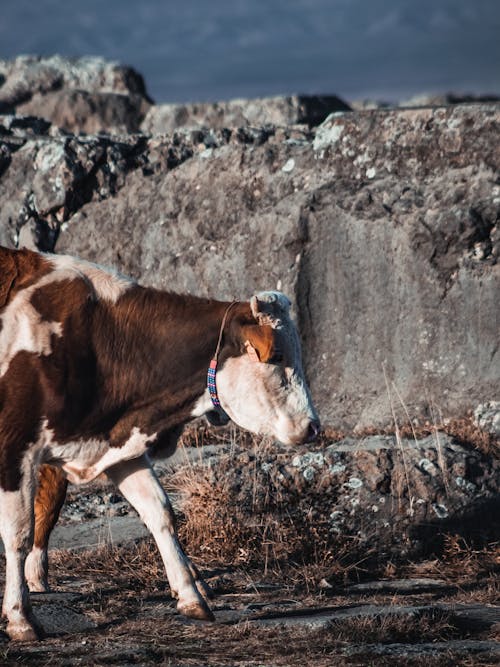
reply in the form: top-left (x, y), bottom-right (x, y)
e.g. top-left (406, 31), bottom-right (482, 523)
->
top-left (1, 101), bottom-right (498, 428)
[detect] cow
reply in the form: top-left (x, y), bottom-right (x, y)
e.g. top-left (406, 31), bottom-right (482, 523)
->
top-left (0, 246), bottom-right (319, 641)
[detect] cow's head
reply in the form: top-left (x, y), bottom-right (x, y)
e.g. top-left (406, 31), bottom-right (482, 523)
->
top-left (212, 292), bottom-right (319, 445)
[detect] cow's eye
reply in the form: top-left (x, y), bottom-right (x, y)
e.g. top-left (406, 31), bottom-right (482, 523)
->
top-left (268, 353), bottom-right (283, 365)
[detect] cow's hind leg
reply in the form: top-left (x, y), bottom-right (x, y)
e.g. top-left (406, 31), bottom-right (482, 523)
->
top-left (25, 465), bottom-right (68, 592)
top-left (0, 463), bottom-right (43, 641)
top-left (106, 455), bottom-right (214, 621)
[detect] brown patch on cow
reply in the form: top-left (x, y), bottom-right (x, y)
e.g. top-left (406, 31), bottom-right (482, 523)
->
top-left (0, 246), bottom-right (53, 310)
top-left (34, 465), bottom-right (68, 549)
top-left (34, 281), bottom-right (99, 441)
top-left (30, 276), bottom-right (94, 324)
top-left (0, 350), bottom-right (44, 491)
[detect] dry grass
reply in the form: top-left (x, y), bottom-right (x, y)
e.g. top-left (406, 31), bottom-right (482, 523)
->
top-left (172, 465), bottom-right (336, 570)
top-left (165, 418), bottom-right (499, 589)
top-left (329, 607), bottom-right (460, 643)
top-left (51, 539), bottom-right (165, 591)
top-left (2, 532), bottom-right (497, 667)
top-left (169, 447), bottom-right (378, 586)
top-left (403, 534), bottom-right (500, 601)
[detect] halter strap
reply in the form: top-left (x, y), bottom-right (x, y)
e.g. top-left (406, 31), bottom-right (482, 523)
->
top-left (207, 301), bottom-right (238, 412)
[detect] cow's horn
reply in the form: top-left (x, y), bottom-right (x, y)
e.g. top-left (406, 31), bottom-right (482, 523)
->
top-left (251, 291), bottom-right (291, 321)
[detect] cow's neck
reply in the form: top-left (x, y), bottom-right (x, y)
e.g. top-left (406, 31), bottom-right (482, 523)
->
top-left (91, 287), bottom-right (235, 437)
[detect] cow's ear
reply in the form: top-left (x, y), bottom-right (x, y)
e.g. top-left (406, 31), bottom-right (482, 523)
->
top-left (241, 324), bottom-right (274, 363)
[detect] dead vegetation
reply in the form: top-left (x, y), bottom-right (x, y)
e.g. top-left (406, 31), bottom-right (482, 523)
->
top-left (328, 607), bottom-right (460, 643)
top-left (168, 426), bottom-right (499, 583)
top-left (1, 418), bottom-right (497, 665)
top-left (51, 539), bottom-right (165, 591)
top-left (2, 551), bottom-right (498, 667)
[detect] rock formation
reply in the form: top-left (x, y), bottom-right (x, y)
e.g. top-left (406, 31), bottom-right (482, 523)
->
top-left (0, 56), bottom-right (498, 432)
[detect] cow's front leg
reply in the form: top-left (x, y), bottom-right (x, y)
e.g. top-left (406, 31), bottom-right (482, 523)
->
top-left (105, 455), bottom-right (214, 621)
top-left (25, 465), bottom-right (68, 592)
top-left (0, 466), bottom-right (43, 641)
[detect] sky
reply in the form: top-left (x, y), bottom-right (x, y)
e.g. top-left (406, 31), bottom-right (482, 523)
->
top-left (1, 0), bottom-right (499, 104)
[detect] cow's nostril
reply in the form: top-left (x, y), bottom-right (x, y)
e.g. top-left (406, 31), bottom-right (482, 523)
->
top-left (306, 419), bottom-right (320, 442)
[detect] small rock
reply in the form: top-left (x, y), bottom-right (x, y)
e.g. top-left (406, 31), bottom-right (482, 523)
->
top-left (345, 477), bottom-right (363, 489)
top-left (474, 401), bottom-right (500, 436)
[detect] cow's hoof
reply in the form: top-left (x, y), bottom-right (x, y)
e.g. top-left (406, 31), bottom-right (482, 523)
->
top-left (7, 620), bottom-right (42, 642)
top-left (196, 578), bottom-right (214, 601)
top-left (177, 599), bottom-right (215, 622)
top-left (27, 580), bottom-right (50, 593)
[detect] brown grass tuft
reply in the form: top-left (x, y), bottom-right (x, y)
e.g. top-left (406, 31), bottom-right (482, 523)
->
top-left (329, 607), bottom-right (460, 643)
top-left (51, 540), bottom-right (165, 590)
top-left (404, 534), bottom-right (500, 604)
top-left (170, 457), bottom-right (368, 583)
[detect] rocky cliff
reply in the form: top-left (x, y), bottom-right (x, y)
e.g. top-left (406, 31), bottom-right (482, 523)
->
top-left (0, 56), bottom-right (498, 430)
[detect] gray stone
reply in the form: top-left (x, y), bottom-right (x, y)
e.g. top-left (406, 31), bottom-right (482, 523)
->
top-left (32, 602), bottom-right (96, 635)
top-left (0, 55), bottom-right (150, 108)
top-left (141, 94), bottom-right (351, 133)
top-left (169, 434), bottom-right (498, 559)
top-left (0, 515), bottom-right (149, 554)
top-left (17, 90), bottom-right (150, 135)
top-left (55, 105), bottom-right (500, 430)
top-left (474, 401), bottom-right (500, 436)
top-left (0, 99), bottom-right (499, 430)
top-left (0, 55), bottom-right (152, 135)
top-left (348, 578), bottom-right (447, 593)
top-left (344, 640), bottom-right (500, 658)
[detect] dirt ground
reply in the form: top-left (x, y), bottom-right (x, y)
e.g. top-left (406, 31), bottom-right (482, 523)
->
top-left (1, 431), bottom-right (498, 666)
top-left (1, 536), bottom-right (499, 667)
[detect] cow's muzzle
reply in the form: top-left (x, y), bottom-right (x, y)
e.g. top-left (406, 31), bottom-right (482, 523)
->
top-left (205, 409), bottom-right (231, 427)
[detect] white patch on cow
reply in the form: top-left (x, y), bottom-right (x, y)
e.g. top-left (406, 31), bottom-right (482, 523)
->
top-left (105, 456), bottom-right (209, 617)
top-left (48, 254), bottom-right (134, 303)
top-left (190, 390), bottom-right (214, 418)
top-left (0, 453), bottom-right (38, 638)
top-left (43, 426), bottom-right (157, 484)
top-left (25, 545), bottom-right (49, 593)
top-left (0, 269), bottom-right (82, 377)
top-left (216, 356), bottom-right (315, 445)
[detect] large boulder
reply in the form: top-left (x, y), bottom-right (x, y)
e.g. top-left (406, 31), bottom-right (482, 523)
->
top-left (0, 103), bottom-right (498, 430)
top-left (0, 57), bottom-right (350, 135)
top-left (173, 433), bottom-right (499, 563)
top-left (0, 55), bottom-right (152, 134)
top-left (141, 94), bottom-right (351, 133)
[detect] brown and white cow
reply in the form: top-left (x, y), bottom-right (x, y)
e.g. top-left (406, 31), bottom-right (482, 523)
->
top-left (0, 246), bottom-right (319, 641)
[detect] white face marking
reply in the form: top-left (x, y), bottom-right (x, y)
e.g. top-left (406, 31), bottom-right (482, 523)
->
top-left (216, 357), bottom-right (316, 445)
top-left (216, 293), bottom-right (318, 445)
top-left (48, 254), bottom-right (134, 303)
